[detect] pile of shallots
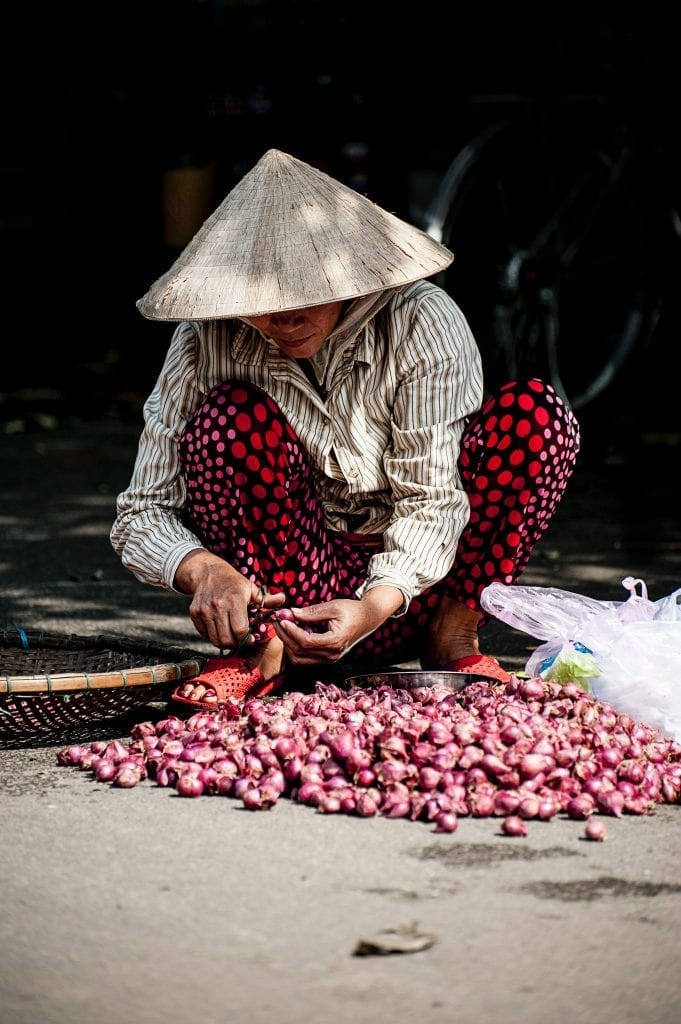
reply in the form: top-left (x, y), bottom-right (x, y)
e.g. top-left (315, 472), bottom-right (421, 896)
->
top-left (57, 677), bottom-right (681, 838)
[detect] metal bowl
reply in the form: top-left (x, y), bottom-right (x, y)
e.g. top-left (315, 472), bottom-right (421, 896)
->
top-left (344, 670), bottom-right (494, 692)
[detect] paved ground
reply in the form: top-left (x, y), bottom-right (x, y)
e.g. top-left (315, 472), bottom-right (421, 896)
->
top-left (1, 407), bottom-right (680, 1024)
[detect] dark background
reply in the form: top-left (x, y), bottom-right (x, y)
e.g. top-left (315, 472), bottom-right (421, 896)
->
top-left (3, 3), bottom-right (680, 461)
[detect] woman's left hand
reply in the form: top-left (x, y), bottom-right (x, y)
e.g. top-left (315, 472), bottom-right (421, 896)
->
top-left (273, 586), bottom-right (403, 665)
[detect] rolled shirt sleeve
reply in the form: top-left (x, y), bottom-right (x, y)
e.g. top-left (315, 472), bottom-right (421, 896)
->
top-left (355, 285), bottom-right (484, 612)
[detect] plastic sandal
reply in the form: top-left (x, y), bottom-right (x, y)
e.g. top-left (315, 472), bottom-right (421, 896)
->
top-left (171, 655), bottom-right (285, 710)
top-left (444, 654), bottom-right (512, 684)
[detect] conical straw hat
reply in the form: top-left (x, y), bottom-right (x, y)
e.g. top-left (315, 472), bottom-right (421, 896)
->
top-left (137, 148), bottom-right (453, 320)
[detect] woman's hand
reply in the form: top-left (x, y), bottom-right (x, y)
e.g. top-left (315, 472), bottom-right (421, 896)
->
top-left (174, 550), bottom-right (284, 649)
top-left (274, 586), bottom-right (403, 665)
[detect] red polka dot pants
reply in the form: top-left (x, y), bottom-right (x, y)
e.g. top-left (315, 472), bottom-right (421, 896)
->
top-left (179, 379), bottom-right (580, 665)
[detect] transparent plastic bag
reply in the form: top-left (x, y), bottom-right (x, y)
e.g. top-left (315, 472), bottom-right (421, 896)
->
top-left (480, 577), bottom-right (681, 741)
top-left (480, 576), bottom-right (653, 640)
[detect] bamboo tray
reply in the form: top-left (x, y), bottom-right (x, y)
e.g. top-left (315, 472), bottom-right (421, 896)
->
top-left (0, 628), bottom-right (206, 743)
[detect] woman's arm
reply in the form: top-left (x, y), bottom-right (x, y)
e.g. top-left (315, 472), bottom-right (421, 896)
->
top-left (358, 284), bottom-right (484, 610)
top-left (110, 323), bottom-right (207, 591)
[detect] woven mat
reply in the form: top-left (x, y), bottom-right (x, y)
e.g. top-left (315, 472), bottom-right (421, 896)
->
top-left (0, 628), bottom-right (206, 745)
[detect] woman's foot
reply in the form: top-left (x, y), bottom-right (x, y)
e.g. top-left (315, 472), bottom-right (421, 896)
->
top-left (173, 636), bottom-right (285, 707)
top-left (422, 595), bottom-right (482, 668)
top-left (422, 595), bottom-right (511, 682)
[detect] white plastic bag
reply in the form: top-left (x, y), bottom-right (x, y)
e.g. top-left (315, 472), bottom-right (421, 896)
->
top-left (480, 577), bottom-right (681, 741)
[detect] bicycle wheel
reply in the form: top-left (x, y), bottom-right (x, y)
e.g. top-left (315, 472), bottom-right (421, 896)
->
top-left (423, 113), bottom-right (659, 410)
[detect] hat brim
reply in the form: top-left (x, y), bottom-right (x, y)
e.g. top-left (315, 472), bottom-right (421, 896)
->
top-left (136, 149), bottom-right (453, 321)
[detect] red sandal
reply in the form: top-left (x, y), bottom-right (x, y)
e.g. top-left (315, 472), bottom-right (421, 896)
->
top-left (444, 654), bottom-right (512, 684)
top-left (171, 655), bottom-right (285, 710)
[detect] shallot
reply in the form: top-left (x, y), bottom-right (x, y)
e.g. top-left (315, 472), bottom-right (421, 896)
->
top-left (584, 818), bottom-right (608, 841)
top-left (55, 675), bottom-right (681, 841)
top-left (501, 815), bottom-right (528, 837)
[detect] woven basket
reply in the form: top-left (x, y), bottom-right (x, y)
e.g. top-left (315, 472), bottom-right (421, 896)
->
top-left (0, 628), bottom-right (206, 743)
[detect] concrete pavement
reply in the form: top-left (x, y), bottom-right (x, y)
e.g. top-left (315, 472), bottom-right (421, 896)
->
top-left (1, 410), bottom-right (680, 1024)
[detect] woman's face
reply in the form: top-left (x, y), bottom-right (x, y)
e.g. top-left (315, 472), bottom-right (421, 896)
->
top-left (247, 300), bottom-right (345, 358)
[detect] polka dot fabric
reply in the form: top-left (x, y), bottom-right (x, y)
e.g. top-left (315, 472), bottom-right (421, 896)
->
top-left (179, 379), bottom-right (579, 666)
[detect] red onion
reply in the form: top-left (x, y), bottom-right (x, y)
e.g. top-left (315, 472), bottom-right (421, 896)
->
top-left (318, 793), bottom-right (342, 814)
top-left (566, 794), bottom-right (595, 819)
top-left (198, 767), bottom-right (219, 792)
top-left (155, 766), bottom-right (177, 788)
top-left (434, 812), bottom-right (458, 833)
top-left (584, 818), bottom-right (608, 841)
top-left (56, 745), bottom-right (86, 767)
top-left (497, 769), bottom-right (521, 789)
top-left (500, 722), bottom-right (522, 745)
top-left (295, 781), bottom-right (323, 805)
top-left (356, 792), bottom-right (379, 817)
top-left (105, 740), bottom-right (130, 764)
top-left (327, 729), bottom-right (358, 760)
top-left (662, 777), bottom-right (680, 803)
top-left (518, 771), bottom-right (546, 793)
top-left (355, 767), bottom-right (377, 788)
top-left (322, 757), bottom-right (346, 780)
top-left (518, 679), bottom-right (544, 701)
top-left (494, 790), bottom-right (520, 816)
top-left (299, 763), bottom-right (324, 786)
top-left (232, 777), bottom-right (251, 800)
top-left (241, 787), bottom-right (265, 810)
top-left (458, 745), bottom-right (484, 770)
top-left (54, 673), bottom-right (681, 841)
top-left (501, 815), bottom-right (528, 837)
top-left (177, 774), bottom-right (204, 798)
top-left (518, 753), bottom-right (549, 779)
top-left (537, 795), bottom-right (558, 820)
top-left (114, 764), bottom-right (142, 788)
top-left (94, 761), bottom-right (116, 783)
top-left (272, 736), bottom-right (299, 761)
top-left (480, 753), bottom-right (509, 778)
top-left (283, 756), bottom-right (304, 782)
top-left (596, 789), bottom-right (625, 817)
top-left (518, 795), bottom-right (540, 820)
top-left (471, 792), bottom-right (496, 817)
top-left (216, 775), bottom-right (234, 796)
top-left (427, 721), bottom-right (454, 746)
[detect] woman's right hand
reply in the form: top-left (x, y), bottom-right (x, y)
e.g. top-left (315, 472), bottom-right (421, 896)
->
top-left (174, 550), bottom-right (283, 649)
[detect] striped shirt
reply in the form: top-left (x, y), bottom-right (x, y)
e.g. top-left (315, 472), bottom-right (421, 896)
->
top-left (111, 280), bottom-right (484, 609)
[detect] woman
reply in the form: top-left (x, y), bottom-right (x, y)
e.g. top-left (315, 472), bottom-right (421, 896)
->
top-left (111, 149), bottom-right (580, 709)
